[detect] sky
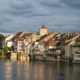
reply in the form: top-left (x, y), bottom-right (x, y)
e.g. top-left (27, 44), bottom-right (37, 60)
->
top-left (0, 0), bottom-right (80, 35)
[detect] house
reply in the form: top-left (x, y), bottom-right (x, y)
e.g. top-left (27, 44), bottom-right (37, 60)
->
top-left (44, 38), bottom-right (58, 49)
top-left (44, 38), bottom-right (61, 55)
top-left (43, 38), bottom-right (61, 61)
top-left (2, 34), bottom-right (14, 48)
top-left (71, 36), bottom-right (80, 63)
top-left (65, 41), bottom-right (75, 59)
top-left (13, 31), bottom-right (37, 54)
top-left (13, 31), bottom-right (25, 53)
top-left (62, 33), bottom-right (80, 62)
top-left (23, 33), bottom-right (37, 54)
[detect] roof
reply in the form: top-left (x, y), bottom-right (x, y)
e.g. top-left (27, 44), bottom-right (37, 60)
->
top-left (38, 34), bottom-right (48, 41)
top-left (44, 38), bottom-right (57, 46)
top-left (76, 36), bottom-right (80, 41)
top-left (21, 33), bottom-right (33, 38)
top-left (41, 25), bottom-right (47, 29)
top-left (61, 33), bottom-right (79, 40)
top-left (14, 31), bottom-right (24, 38)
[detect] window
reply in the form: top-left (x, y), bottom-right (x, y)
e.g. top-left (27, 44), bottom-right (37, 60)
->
top-left (77, 55), bottom-right (79, 58)
top-left (77, 55), bottom-right (80, 58)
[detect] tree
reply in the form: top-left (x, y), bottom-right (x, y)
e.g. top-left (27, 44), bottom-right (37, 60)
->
top-left (4, 46), bottom-right (9, 55)
top-left (0, 34), bottom-right (5, 41)
top-left (8, 46), bottom-right (14, 52)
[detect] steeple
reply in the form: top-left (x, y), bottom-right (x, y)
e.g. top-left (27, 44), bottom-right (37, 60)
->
top-left (41, 25), bottom-right (47, 29)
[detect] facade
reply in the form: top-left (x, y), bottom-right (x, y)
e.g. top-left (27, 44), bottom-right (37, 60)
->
top-left (72, 45), bottom-right (80, 61)
top-left (71, 36), bottom-right (80, 63)
top-left (7, 39), bottom-right (13, 47)
top-left (65, 41), bottom-right (75, 58)
top-left (60, 33), bottom-right (80, 58)
top-left (13, 32), bottom-right (24, 53)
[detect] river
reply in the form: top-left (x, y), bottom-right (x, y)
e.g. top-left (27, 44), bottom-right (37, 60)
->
top-left (0, 58), bottom-right (80, 80)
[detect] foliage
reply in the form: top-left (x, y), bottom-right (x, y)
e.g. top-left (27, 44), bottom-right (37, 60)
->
top-left (1, 50), bottom-right (5, 56)
top-left (0, 34), bottom-right (5, 41)
top-left (4, 46), bottom-right (9, 55)
top-left (8, 46), bottom-right (14, 51)
top-left (0, 46), bottom-right (11, 57)
top-left (0, 50), bottom-right (5, 56)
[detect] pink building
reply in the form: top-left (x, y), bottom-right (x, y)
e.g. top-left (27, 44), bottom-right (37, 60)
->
top-left (39, 25), bottom-right (48, 36)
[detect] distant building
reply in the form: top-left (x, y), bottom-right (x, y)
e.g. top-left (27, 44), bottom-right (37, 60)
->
top-left (39, 25), bottom-right (48, 37)
top-left (2, 34), bottom-right (14, 48)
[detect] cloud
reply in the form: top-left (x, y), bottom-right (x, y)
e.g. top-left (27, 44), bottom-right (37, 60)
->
top-left (0, 0), bottom-right (51, 16)
top-left (8, 1), bottom-right (33, 10)
top-left (37, 0), bottom-right (63, 8)
top-left (47, 25), bottom-right (80, 33)
top-left (0, 0), bottom-right (80, 35)
top-left (60, 0), bottom-right (80, 9)
top-left (37, 0), bottom-right (80, 10)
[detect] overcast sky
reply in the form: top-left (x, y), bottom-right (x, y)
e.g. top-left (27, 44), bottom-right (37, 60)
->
top-left (0, 0), bottom-right (80, 35)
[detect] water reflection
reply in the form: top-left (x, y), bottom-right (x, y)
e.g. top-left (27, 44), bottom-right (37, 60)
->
top-left (0, 58), bottom-right (80, 80)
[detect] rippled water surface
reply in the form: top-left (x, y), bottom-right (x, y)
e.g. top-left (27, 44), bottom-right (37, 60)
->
top-left (0, 58), bottom-right (80, 80)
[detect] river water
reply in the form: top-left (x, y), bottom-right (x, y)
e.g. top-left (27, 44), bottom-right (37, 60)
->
top-left (0, 58), bottom-right (80, 80)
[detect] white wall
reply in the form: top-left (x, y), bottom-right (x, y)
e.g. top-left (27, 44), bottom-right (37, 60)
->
top-left (7, 42), bottom-right (13, 47)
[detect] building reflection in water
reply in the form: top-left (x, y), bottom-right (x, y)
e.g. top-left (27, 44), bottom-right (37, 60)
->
top-left (0, 58), bottom-right (80, 80)
top-left (5, 60), bottom-right (12, 79)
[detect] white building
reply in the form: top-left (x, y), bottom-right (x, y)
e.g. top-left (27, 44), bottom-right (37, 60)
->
top-left (2, 34), bottom-right (14, 48)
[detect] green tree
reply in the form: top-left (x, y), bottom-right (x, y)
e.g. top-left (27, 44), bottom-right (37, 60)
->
top-left (4, 46), bottom-right (9, 55)
top-left (0, 34), bottom-right (5, 41)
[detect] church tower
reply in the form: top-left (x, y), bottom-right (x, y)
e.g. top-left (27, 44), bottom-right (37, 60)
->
top-left (39, 25), bottom-right (48, 36)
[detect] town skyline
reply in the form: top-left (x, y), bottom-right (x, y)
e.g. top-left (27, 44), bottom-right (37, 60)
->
top-left (0, 0), bottom-right (80, 35)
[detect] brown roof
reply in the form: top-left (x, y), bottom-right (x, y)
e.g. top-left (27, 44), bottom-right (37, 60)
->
top-left (14, 31), bottom-right (24, 38)
top-left (21, 33), bottom-right (33, 38)
top-left (44, 38), bottom-right (57, 46)
top-left (41, 25), bottom-right (47, 29)
top-left (61, 34), bottom-right (78, 40)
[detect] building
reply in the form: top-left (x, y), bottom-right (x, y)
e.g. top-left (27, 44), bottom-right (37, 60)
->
top-left (2, 34), bottom-right (14, 48)
top-left (61, 33), bottom-right (80, 62)
top-left (13, 31), bottom-right (37, 54)
top-left (39, 25), bottom-right (48, 37)
top-left (13, 31), bottom-right (24, 53)
top-left (71, 36), bottom-right (80, 63)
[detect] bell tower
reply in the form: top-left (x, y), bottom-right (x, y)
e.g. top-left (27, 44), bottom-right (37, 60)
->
top-left (39, 25), bottom-right (48, 36)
